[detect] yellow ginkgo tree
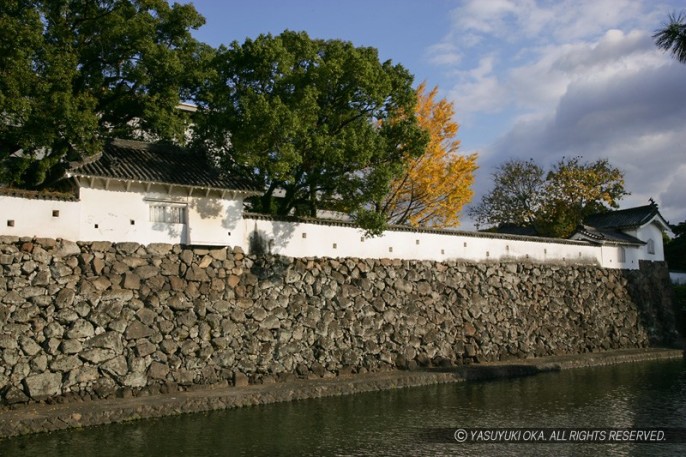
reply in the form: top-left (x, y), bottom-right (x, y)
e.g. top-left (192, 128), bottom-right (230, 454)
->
top-left (379, 82), bottom-right (478, 228)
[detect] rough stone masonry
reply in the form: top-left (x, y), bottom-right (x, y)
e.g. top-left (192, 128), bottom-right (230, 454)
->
top-left (0, 237), bottom-right (677, 405)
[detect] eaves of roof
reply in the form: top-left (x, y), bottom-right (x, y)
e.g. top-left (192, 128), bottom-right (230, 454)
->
top-left (67, 139), bottom-right (262, 196)
top-left (584, 204), bottom-right (669, 231)
top-left (573, 225), bottom-right (645, 246)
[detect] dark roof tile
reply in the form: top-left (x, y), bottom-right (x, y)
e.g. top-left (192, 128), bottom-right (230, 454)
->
top-left (574, 225), bottom-right (645, 245)
top-left (69, 139), bottom-right (261, 194)
top-left (489, 224), bottom-right (540, 237)
top-left (583, 204), bottom-right (663, 229)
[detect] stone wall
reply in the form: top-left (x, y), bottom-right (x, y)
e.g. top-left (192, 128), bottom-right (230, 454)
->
top-left (0, 237), bottom-right (677, 405)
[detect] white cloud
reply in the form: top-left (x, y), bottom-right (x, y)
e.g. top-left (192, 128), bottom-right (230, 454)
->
top-left (426, 42), bottom-right (462, 66)
top-left (449, 0), bottom-right (522, 40)
top-left (433, 0), bottom-right (686, 226)
top-left (447, 56), bottom-right (512, 114)
top-left (450, 28), bottom-right (659, 117)
top-left (448, 0), bottom-right (651, 46)
top-left (489, 60), bottom-right (686, 222)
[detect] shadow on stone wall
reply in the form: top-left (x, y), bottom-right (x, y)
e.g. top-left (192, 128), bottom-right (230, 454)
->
top-left (621, 261), bottom-right (680, 346)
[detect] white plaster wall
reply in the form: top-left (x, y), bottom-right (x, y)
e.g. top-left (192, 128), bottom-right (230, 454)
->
top-left (79, 187), bottom-right (246, 246)
top-left (0, 195), bottom-right (81, 240)
top-left (186, 197), bottom-right (245, 247)
top-left (2, 191), bottom-right (663, 271)
top-left (670, 272), bottom-right (686, 285)
top-left (79, 187), bottom-right (164, 244)
top-left (635, 224), bottom-right (665, 261)
top-left (599, 244), bottom-right (642, 269)
top-left (242, 218), bottom-right (631, 268)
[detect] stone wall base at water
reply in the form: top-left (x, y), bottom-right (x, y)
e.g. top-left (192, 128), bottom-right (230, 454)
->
top-left (0, 237), bottom-right (678, 405)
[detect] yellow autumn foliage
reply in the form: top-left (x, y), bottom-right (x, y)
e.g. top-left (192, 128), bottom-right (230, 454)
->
top-left (382, 82), bottom-right (478, 228)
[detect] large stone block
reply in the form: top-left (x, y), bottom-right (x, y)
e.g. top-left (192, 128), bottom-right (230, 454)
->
top-left (66, 319), bottom-right (95, 339)
top-left (147, 243), bottom-right (173, 256)
top-left (102, 355), bottom-right (128, 377)
top-left (148, 362), bottom-right (170, 380)
top-left (85, 331), bottom-right (124, 352)
top-left (0, 334), bottom-right (19, 349)
top-left (23, 372), bottom-right (62, 400)
top-left (50, 355), bottom-right (83, 372)
top-left (134, 265), bottom-right (159, 280)
top-left (125, 321), bottom-right (155, 340)
top-left (123, 372), bottom-right (148, 388)
top-left (123, 272), bottom-right (141, 290)
top-left (79, 348), bottom-right (117, 364)
top-left (54, 241), bottom-right (80, 258)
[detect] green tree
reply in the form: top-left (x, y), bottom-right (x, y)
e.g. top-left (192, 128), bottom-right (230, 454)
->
top-left (665, 221), bottom-right (686, 270)
top-left (0, 0), bottom-right (209, 186)
top-left (193, 31), bottom-right (427, 234)
top-left (470, 157), bottom-right (628, 237)
top-left (654, 11), bottom-right (686, 63)
top-left (468, 158), bottom-right (545, 229)
top-left (535, 157), bottom-right (628, 237)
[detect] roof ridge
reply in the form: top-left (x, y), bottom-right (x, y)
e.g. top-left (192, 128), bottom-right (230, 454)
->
top-left (110, 138), bottom-right (186, 154)
top-left (67, 140), bottom-right (261, 194)
top-left (603, 204), bottom-right (656, 214)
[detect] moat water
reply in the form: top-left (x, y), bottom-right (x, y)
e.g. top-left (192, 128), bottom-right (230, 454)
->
top-left (2, 359), bottom-right (685, 456)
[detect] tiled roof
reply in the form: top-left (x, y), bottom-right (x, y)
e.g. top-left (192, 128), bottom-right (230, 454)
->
top-left (490, 224), bottom-right (540, 237)
top-left (68, 139), bottom-right (261, 194)
top-left (583, 204), bottom-right (664, 230)
top-left (573, 225), bottom-right (645, 246)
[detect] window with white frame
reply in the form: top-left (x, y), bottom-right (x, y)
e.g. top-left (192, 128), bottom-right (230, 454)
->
top-left (149, 203), bottom-right (187, 224)
top-left (647, 239), bottom-right (655, 255)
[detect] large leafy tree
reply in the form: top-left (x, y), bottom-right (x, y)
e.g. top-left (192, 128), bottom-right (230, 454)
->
top-left (535, 157), bottom-right (628, 237)
top-left (665, 221), bottom-right (686, 270)
top-left (654, 11), bottom-right (686, 63)
top-left (0, 0), bottom-right (209, 186)
top-left (470, 157), bottom-right (627, 237)
top-left (193, 31), bottom-right (428, 234)
top-left (468, 158), bottom-right (545, 229)
top-left (379, 82), bottom-right (477, 228)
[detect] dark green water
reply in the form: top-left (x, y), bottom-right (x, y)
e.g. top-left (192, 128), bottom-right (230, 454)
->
top-left (2, 359), bottom-right (685, 456)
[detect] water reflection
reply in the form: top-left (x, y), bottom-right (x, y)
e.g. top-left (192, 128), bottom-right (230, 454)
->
top-left (2, 359), bottom-right (685, 456)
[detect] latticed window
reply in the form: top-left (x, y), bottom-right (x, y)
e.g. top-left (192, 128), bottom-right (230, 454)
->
top-left (618, 246), bottom-right (626, 263)
top-left (647, 239), bottom-right (655, 255)
top-left (149, 204), bottom-right (186, 224)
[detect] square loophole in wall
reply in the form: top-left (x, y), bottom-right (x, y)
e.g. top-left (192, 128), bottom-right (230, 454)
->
top-left (333, 243), bottom-right (337, 249)
top-left (130, 220), bottom-right (135, 225)
top-left (94, 224), bottom-right (99, 229)
top-left (52, 210), bottom-right (59, 217)
top-left (7, 220), bottom-right (15, 227)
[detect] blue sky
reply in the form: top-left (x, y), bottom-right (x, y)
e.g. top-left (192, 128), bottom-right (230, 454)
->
top-left (185, 0), bottom-right (686, 228)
